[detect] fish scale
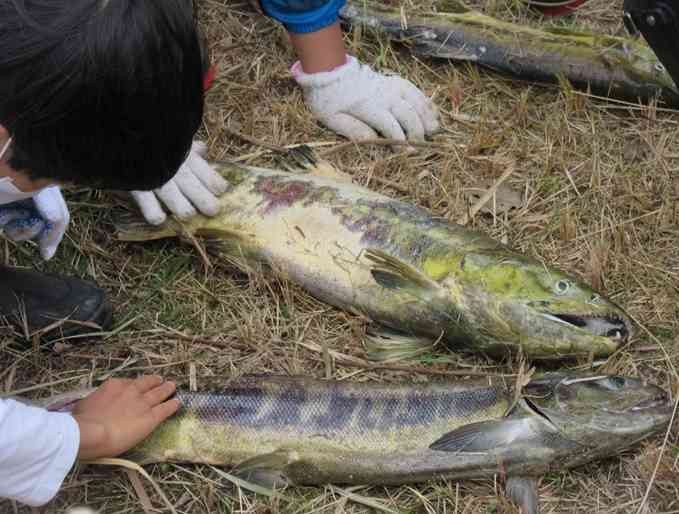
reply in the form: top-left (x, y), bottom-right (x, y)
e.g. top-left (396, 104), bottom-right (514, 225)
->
top-left (129, 378), bottom-right (508, 460)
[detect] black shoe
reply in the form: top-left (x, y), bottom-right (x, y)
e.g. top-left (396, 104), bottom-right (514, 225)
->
top-left (0, 265), bottom-right (113, 343)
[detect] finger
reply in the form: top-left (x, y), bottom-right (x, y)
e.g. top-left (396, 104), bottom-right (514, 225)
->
top-left (133, 375), bottom-right (164, 394)
top-left (191, 141), bottom-right (208, 157)
top-left (173, 166), bottom-right (222, 217)
top-left (321, 113), bottom-right (379, 142)
top-left (153, 179), bottom-right (197, 221)
top-left (31, 187), bottom-right (70, 260)
top-left (130, 191), bottom-right (167, 225)
top-left (389, 99), bottom-right (425, 142)
top-left (143, 381), bottom-right (177, 406)
top-left (33, 186), bottom-right (69, 225)
top-left (4, 216), bottom-right (45, 241)
top-left (397, 80), bottom-right (440, 134)
top-left (37, 221), bottom-right (66, 260)
top-left (152, 397), bottom-right (181, 423)
top-left (185, 153), bottom-right (229, 196)
top-left (351, 103), bottom-right (407, 142)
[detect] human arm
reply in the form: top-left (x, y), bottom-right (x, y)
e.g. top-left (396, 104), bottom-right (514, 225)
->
top-left (259, 1), bottom-right (439, 142)
top-left (0, 398), bottom-right (79, 506)
top-left (0, 375), bottom-right (179, 506)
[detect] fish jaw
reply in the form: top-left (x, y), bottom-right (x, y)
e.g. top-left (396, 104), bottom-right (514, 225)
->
top-left (437, 282), bottom-right (630, 359)
top-left (494, 301), bottom-right (630, 359)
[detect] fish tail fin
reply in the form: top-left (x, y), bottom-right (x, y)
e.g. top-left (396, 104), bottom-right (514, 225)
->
top-left (114, 213), bottom-right (180, 241)
top-left (363, 328), bottom-right (436, 362)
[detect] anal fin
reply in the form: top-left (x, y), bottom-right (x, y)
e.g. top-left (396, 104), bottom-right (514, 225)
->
top-left (232, 450), bottom-right (298, 489)
top-left (506, 475), bottom-right (540, 514)
top-left (364, 327), bottom-right (436, 362)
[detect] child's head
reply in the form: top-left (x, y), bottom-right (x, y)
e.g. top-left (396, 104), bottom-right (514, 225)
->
top-left (0, 0), bottom-right (206, 191)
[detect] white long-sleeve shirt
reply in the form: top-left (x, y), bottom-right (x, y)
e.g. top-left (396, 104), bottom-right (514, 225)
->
top-left (0, 398), bottom-right (79, 506)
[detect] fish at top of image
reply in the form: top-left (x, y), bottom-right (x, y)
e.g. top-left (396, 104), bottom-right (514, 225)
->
top-left (114, 147), bottom-right (633, 362)
top-left (338, 0), bottom-right (679, 108)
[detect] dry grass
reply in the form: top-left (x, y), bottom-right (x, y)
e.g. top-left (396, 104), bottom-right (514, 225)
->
top-left (1, 0), bottom-right (678, 512)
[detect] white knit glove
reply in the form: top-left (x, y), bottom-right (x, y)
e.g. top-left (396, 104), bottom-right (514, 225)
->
top-left (131, 141), bottom-right (229, 225)
top-left (0, 186), bottom-right (70, 261)
top-left (292, 55), bottom-right (439, 142)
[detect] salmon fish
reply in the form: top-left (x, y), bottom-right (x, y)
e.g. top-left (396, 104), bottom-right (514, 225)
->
top-left (339, 0), bottom-right (679, 106)
top-left (115, 150), bottom-right (633, 360)
top-left (36, 373), bottom-right (672, 514)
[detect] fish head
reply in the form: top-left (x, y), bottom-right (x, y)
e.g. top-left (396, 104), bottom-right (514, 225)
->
top-left (449, 250), bottom-right (633, 358)
top-left (522, 373), bottom-right (672, 464)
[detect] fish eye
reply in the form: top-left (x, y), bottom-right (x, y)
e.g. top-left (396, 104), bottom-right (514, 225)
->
top-left (554, 280), bottom-right (571, 295)
top-left (606, 376), bottom-right (626, 389)
top-left (592, 376), bottom-right (626, 390)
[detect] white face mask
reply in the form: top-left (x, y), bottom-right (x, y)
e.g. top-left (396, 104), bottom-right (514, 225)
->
top-left (0, 138), bottom-right (42, 205)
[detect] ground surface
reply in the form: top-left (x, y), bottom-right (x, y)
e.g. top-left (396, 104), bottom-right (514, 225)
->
top-left (1, 0), bottom-right (677, 512)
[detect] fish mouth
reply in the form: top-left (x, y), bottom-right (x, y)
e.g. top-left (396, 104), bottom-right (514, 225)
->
top-left (630, 391), bottom-right (670, 411)
top-left (541, 313), bottom-right (630, 343)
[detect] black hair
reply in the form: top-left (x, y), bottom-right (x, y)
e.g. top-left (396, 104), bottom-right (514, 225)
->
top-left (0, 0), bottom-right (205, 191)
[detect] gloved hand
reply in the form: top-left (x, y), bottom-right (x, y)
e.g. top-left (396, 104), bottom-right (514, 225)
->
top-left (0, 186), bottom-right (70, 261)
top-left (131, 141), bottom-right (229, 225)
top-left (292, 55), bottom-right (439, 143)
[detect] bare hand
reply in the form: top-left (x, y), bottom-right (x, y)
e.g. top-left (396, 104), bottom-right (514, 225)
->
top-left (72, 375), bottom-right (180, 460)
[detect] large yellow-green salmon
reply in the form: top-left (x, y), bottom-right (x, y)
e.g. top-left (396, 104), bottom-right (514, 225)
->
top-left (115, 151), bottom-right (633, 360)
top-left (35, 373), bottom-right (672, 514)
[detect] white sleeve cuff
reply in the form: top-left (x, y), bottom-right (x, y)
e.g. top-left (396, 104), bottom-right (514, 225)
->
top-left (0, 400), bottom-right (80, 507)
top-left (25, 412), bottom-right (80, 506)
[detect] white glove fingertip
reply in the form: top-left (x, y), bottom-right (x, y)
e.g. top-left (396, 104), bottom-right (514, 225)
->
top-left (191, 141), bottom-right (208, 157)
top-left (172, 167), bottom-right (221, 218)
top-left (321, 113), bottom-right (378, 142)
top-left (354, 104), bottom-right (406, 142)
top-left (39, 230), bottom-right (60, 261)
top-left (188, 158), bottom-right (229, 196)
top-left (172, 204), bottom-right (198, 221)
top-left (395, 80), bottom-right (440, 135)
top-left (390, 100), bottom-right (425, 142)
top-left (155, 181), bottom-right (198, 221)
top-left (131, 191), bottom-right (167, 225)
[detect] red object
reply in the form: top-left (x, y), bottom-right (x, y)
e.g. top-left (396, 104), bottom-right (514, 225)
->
top-left (203, 64), bottom-right (217, 91)
top-left (527, 0), bottom-right (588, 16)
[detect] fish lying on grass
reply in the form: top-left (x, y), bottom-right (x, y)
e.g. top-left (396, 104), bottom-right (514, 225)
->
top-left (339, 0), bottom-right (679, 107)
top-left (117, 154), bottom-right (632, 359)
top-left (115, 150), bottom-right (632, 361)
top-left (35, 373), bottom-right (672, 514)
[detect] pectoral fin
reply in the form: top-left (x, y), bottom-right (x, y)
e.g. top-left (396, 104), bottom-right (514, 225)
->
top-left (506, 475), bottom-right (540, 514)
top-left (429, 417), bottom-right (543, 452)
top-left (364, 327), bottom-right (435, 362)
top-left (365, 249), bottom-right (439, 294)
top-left (232, 450), bottom-right (299, 489)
